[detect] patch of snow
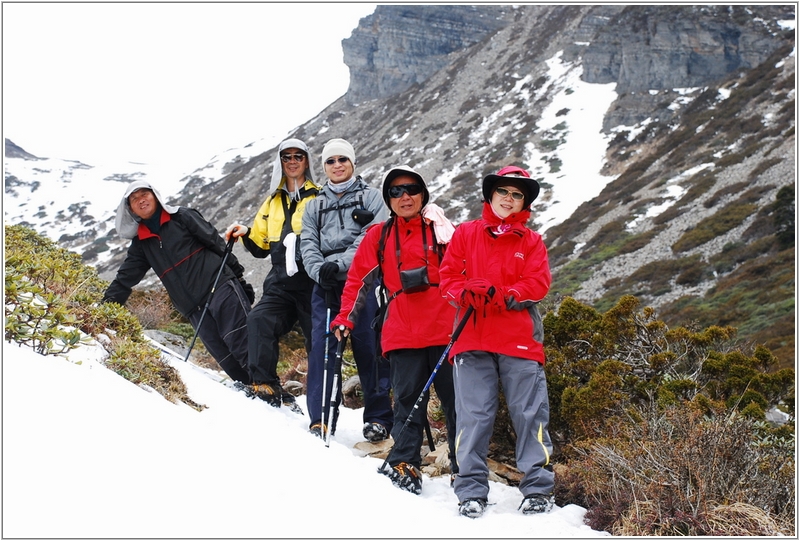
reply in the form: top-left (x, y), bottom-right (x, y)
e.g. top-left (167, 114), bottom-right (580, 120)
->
top-left (524, 51), bottom-right (619, 234)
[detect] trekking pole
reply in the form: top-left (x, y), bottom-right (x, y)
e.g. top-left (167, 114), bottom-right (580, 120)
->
top-left (183, 237), bottom-right (235, 364)
top-left (320, 290), bottom-right (333, 437)
top-left (423, 417), bottom-right (436, 452)
top-left (378, 303), bottom-right (476, 474)
top-left (325, 328), bottom-right (348, 448)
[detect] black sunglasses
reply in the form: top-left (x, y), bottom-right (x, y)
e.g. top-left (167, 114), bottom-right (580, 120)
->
top-left (495, 186), bottom-right (525, 201)
top-left (280, 153), bottom-right (306, 163)
top-left (388, 184), bottom-right (424, 198)
top-left (324, 157), bottom-right (350, 165)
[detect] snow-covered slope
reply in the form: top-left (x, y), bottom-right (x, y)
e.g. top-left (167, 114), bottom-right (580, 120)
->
top-left (3, 338), bottom-right (608, 538)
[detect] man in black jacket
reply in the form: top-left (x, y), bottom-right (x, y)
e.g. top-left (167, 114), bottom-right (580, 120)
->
top-left (103, 180), bottom-right (254, 383)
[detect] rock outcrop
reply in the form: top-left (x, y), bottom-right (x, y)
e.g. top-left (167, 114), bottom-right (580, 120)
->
top-left (342, 5), bottom-right (511, 103)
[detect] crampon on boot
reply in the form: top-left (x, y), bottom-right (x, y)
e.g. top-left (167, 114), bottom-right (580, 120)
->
top-left (281, 392), bottom-right (304, 415)
top-left (248, 382), bottom-right (282, 407)
top-left (519, 493), bottom-right (554, 514)
top-left (362, 422), bottom-right (388, 442)
top-left (381, 462), bottom-right (422, 494)
top-left (309, 423), bottom-right (329, 439)
top-left (459, 498), bottom-right (487, 518)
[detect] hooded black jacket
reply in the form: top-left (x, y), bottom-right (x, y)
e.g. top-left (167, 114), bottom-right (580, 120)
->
top-left (103, 206), bottom-right (246, 318)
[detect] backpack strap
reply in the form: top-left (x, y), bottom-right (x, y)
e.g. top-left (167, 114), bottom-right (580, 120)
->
top-left (375, 217), bottom-right (395, 305)
top-left (279, 192), bottom-right (297, 241)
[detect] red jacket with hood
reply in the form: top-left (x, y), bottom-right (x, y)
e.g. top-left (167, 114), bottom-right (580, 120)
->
top-left (332, 215), bottom-right (456, 355)
top-left (439, 202), bottom-right (551, 363)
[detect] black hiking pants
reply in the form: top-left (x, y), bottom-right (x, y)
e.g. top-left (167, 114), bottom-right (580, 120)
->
top-left (189, 278), bottom-right (251, 384)
top-left (387, 346), bottom-right (458, 473)
top-left (246, 284), bottom-right (312, 385)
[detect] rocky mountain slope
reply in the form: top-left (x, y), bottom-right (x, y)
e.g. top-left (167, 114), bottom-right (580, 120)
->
top-left (5, 5), bottom-right (795, 366)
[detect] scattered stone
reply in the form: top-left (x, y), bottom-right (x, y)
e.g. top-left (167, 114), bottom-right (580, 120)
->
top-left (353, 438), bottom-right (393, 458)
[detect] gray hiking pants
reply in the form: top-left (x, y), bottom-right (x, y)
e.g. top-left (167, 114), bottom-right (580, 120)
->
top-left (452, 351), bottom-right (554, 502)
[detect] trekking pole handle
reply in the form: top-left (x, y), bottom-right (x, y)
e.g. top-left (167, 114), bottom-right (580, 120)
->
top-left (334, 324), bottom-right (349, 341)
top-left (335, 330), bottom-right (347, 360)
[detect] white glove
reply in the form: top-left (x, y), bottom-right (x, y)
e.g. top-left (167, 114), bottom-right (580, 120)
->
top-left (283, 232), bottom-right (299, 277)
top-left (225, 223), bottom-right (248, 242)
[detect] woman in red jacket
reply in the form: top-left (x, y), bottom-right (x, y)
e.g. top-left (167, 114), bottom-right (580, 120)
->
top-left (439, 165), bottom-right (554, 519)
top-left (332, 165), bottom-right (457, 495)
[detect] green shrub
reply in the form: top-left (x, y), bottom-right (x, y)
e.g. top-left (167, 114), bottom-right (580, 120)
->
top-left (4, 224), bottom-right (205, 410)
top-left (673, 202), bottom-right (758, 252)
top-left (660, 246), bottom-right (794, 368)
top-left (545, 296), bottom-right (795, 535)
top-left (5, 277), bottom-right (85, 355)
top-left (772, 185), bottom-right (795, 249)
top-left (544, 295), bottom-right (794, 454)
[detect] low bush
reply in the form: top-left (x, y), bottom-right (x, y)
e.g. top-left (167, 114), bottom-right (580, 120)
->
top-left (4, 224), bottom-right (205, 410)
top-left (672, 202), bottom-right (758, 252)
top-left (545, 295), bottom-right (793, 450)
top-left (544, 296), bottom-right (795, 535)
top-left (564, 407), bottom-right (794, 535)
top-left (126, 288), bottom-right (182, 330)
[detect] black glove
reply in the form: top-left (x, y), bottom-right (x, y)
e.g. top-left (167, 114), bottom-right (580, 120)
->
top-left (318, 262), bottom-right (340, 290)
top-left (239, 278), bottom-right (256, 305)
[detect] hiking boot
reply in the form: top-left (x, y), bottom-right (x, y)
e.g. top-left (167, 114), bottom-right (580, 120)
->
top-left (282, 393), bottom-right (304, 415)
top-left (519, 493), bottom-right (554, 514)
top-left (309, 423), bottom-right (328, 439)
top-left (382, 462), bottom-right (423, 494)
top-left (362, 422), bottom-right (388, 442)
top-left (459, 498), bottom-right (487, 519)
top-left (249, 383), bottom-right (282, 408)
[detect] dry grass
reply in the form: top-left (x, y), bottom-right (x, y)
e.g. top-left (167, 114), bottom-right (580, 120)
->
top-left (125, 288), bottom-right (181, 330)
top-left (563, 405), bottom-right (795, 535)
top-left (704, 502), bottom-right (784, 536)
top-left (105, 335), bottom-right (206, 411)
top-left (616, 500), bottom-right (784, 536)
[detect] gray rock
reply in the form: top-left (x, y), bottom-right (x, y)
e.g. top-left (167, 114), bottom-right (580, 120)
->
top-left (342, 5), bottom-right (510, 104)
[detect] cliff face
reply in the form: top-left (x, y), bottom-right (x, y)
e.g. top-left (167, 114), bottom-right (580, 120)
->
top-left (582, 6), bottom-right (787, 90)
top-left (342, 5), bottom-right (791, 127)
top-left (342, 5), bottom-right (511, 104)
top-left (577, 5), bottom-right (791, 129)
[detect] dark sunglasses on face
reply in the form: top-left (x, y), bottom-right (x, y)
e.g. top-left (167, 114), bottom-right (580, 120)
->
top-left (324, 156), bottom-right (350, 165)
top-left (280, 153), bottom-right (306, 163)
top-left (388, 183), bottom-right (424, 198)
top-left (495, 186), bottom-right (525, 201)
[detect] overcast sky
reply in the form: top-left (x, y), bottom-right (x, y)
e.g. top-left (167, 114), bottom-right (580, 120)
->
top-left (3, 2), bottom-right (376, 176)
